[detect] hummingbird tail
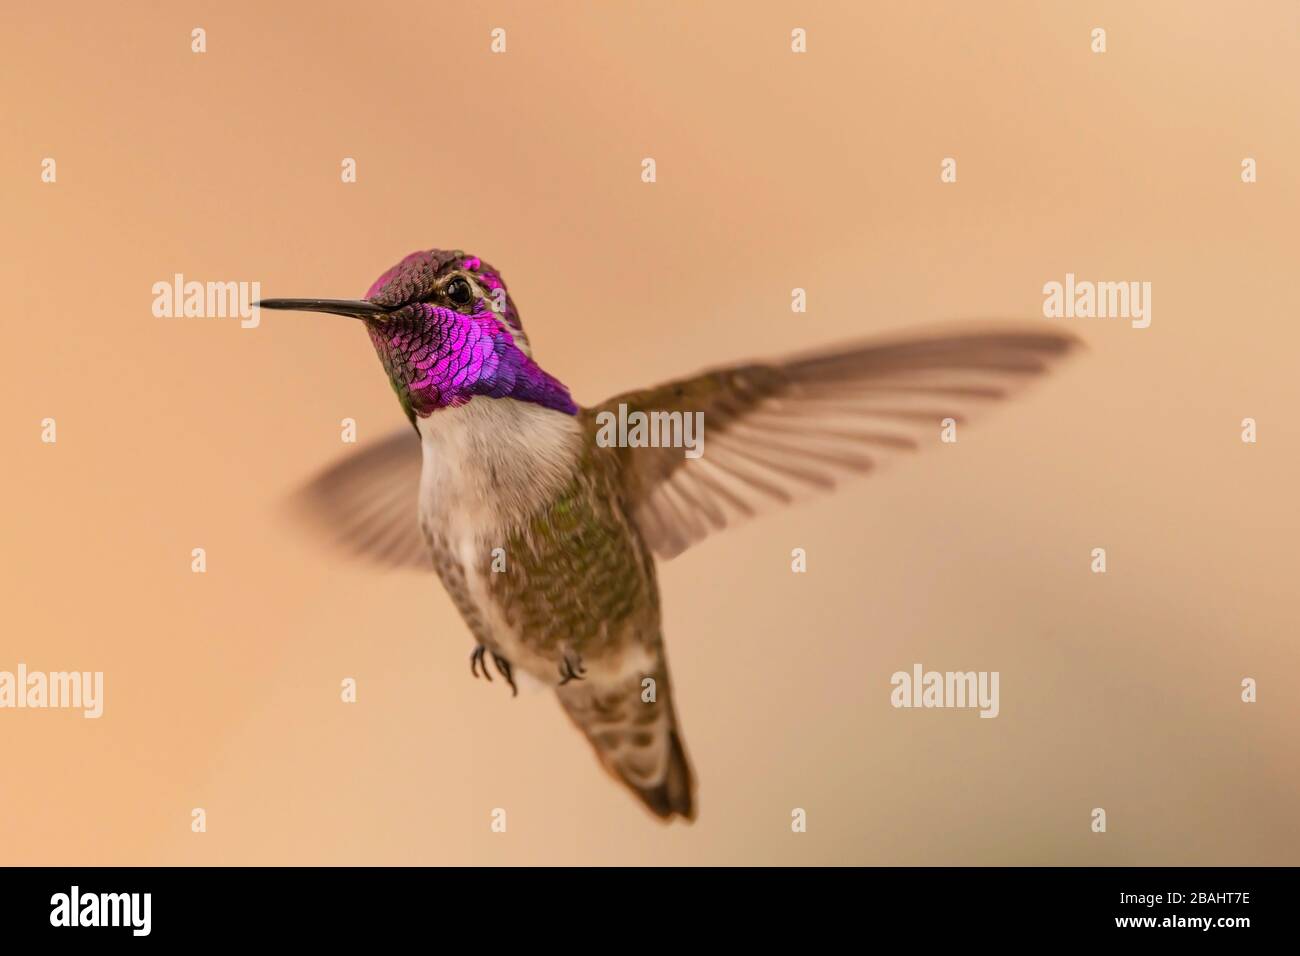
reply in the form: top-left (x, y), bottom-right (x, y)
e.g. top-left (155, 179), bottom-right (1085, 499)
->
top-left (557, 668), bottom-right (696, 823)
top-left (636, 726), bottom-right (694, 821)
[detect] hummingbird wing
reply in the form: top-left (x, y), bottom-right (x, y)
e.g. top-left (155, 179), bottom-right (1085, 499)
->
top-left (555, 659), bottom-right (695, 821)
top-left (285, 429), bottom-right (429, 571)
top-left (592, 325), bottom-right (1080, 559)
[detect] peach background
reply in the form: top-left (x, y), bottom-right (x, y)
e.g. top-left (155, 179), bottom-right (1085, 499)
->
top-left (2, 1), bottom-right (1298, 865)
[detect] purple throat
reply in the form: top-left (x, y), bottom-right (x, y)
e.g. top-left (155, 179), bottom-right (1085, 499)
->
top-left (370, 301), bottom-right (577, 418)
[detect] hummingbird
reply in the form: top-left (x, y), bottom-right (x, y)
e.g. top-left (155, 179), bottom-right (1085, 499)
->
top-left (258, 248), bottom-right (1078, 822)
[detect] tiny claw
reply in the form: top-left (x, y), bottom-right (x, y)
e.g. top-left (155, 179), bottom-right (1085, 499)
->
top-left (471, 645), bottom-right (491, 680)
top-left (493, 654), bottom-right (518, 698)
top-left (558, 654), bottom-right (587, 686)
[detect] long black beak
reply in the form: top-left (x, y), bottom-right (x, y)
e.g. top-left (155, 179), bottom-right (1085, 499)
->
top-left (254, 298), bottom-right (391, 319)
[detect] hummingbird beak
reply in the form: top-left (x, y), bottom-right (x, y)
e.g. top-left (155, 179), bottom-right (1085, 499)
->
top-left (254, 298), bottom-right (392, 320)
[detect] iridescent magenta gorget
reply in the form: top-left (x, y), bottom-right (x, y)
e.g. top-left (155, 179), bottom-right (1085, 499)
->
top-left (361, 250), bottom-right (577, 419)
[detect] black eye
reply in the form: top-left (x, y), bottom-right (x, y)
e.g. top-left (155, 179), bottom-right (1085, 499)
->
top-left (445, 277), bottom-right (473, 307)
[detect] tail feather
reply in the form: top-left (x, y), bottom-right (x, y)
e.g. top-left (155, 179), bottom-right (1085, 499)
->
top-left (636, 727), bottom-right (694, 820)
top-left (556, 667), bottom-right (695, 822)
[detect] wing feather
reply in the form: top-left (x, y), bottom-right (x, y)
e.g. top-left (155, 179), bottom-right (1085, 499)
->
top-left (589, 325), bottom-right (1080, 559)
top-left (285, 429), bottom-right (429, 571)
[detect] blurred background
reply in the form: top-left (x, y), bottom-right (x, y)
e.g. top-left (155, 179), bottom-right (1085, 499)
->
top-left (2, 1), bottom-right (1297, 865)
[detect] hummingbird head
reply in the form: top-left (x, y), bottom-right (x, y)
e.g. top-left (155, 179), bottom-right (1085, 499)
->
top-left (258, 249), bottom-right (577, 425)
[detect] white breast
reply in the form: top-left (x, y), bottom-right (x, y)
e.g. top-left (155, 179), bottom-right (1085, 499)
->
top-left (416, 398), bottom-right (585, 676)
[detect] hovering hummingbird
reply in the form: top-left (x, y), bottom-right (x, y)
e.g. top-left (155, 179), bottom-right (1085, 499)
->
top-left (258, 249), bottom-right (1078, 822)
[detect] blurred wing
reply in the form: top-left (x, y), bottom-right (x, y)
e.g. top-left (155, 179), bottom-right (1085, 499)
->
top-left (286, 428), bottom-right (430, 571)
top-left (593, 325), bottom-right (1080, 560)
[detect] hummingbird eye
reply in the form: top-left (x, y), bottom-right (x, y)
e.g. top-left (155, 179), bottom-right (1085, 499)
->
top-left (444, 277), bottom-right (474, 308)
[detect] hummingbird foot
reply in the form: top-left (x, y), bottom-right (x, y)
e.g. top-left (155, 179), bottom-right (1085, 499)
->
top-left (492, 653), bottom-right (518, 698)
top-left (557, 654), bottom-right (587, 686)
top-left (470, 645), bottom-right (491, 681)
top-left (470, 645), bottom-right (517, 697)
